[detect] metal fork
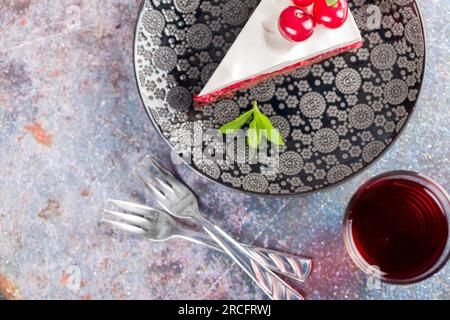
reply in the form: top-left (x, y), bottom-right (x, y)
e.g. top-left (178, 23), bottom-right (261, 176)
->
top-left (136, 156), bottom-right (305, 300)
top-left (102, 200), bottom-right (312, 282)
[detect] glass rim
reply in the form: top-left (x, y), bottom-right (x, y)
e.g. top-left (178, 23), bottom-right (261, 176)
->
top-left (343, 170), bottom-right (450, 285)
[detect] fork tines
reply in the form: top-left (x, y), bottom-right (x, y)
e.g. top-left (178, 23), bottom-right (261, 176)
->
top-left (102, 200), bottom-right (158, 236)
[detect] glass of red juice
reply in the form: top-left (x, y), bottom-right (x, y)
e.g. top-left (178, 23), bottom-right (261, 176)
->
top-left (344, 171), bottom-right (450, 284)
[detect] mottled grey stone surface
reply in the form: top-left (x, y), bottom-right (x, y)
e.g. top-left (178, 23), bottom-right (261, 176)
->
top-left (0, 0), bottom-right (448, 300)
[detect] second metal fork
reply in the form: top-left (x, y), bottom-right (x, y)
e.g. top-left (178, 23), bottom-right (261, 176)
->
top-left (102, 199), bottom-right (312, 282)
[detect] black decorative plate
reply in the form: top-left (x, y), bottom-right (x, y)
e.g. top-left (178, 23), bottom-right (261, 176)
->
top-left (134, 0), bottom-right (426, 196)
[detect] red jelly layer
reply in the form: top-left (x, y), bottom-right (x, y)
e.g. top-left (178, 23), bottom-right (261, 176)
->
top-left (194, 40), bottom-right (363, 104)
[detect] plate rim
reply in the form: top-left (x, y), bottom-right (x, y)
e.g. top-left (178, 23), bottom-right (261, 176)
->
top-left (133, 0), bottom-right (428, 198)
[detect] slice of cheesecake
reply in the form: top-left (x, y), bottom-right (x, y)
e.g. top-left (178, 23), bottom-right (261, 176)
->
top-left (194, 0), bottom-right (363, 104)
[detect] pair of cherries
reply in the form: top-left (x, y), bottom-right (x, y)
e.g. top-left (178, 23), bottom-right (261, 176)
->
top-left (279, 0), bottom-right (349, 42)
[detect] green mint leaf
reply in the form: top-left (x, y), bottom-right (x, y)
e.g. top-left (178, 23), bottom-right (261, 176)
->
top-left (218, 109), bottom-right (254, 134)
top-left (264, 128), bottom-right (285, 146)
top-left (254, 110), bottom-right (274, 130)
top-left (247, 119), bottom-right (261, 149)
top-left (219, 101), bottom-right (285, 148)
top-left (252, 102), bottom-right (285, 146)
top-left (326, 0), bottom-right (338, 7)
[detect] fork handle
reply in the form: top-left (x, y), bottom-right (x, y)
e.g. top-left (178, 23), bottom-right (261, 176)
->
top-left (246, 246), bottom-right (312, 283)
top-left (177, 230), bottom-right (312, 282)
top-left (201, 221), bottom-right (304, 300)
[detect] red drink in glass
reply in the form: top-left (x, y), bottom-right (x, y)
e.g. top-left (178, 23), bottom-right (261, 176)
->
top-left (344, 171), bottom-right (450, 283)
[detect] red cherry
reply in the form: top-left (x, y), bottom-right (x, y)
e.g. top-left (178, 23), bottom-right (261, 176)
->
top-left (292, 0), bottom-right (314, 7)
top-left (313, 0), bottom-right (349, 29)
top-left (278, 6), bottom-right (316, 42)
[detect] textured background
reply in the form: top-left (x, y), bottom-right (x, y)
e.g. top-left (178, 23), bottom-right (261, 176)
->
top-left (0, 0), bottom-right (448, 300)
